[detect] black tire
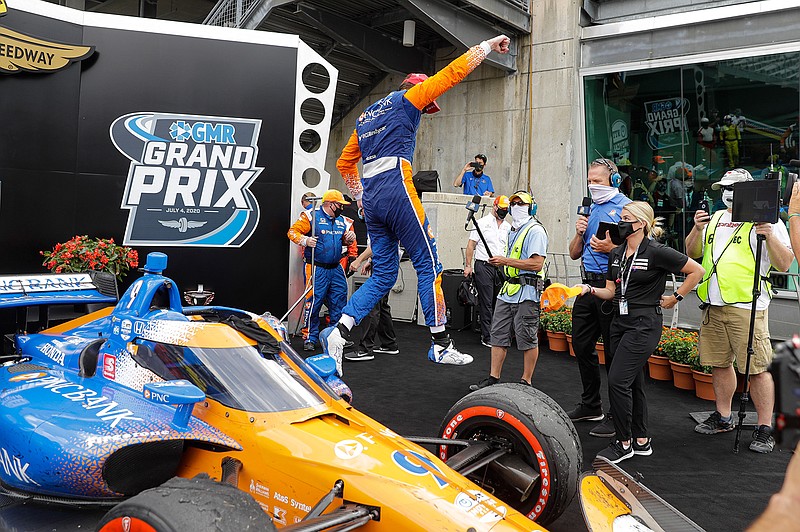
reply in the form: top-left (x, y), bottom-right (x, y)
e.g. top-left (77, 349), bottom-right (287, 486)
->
top-left (96, 475), bottom-right (277, 532)
top-left (437, 383), bottom-right (582, 526)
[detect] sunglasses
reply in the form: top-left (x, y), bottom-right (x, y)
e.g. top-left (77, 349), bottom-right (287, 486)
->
top-left (510, 201), bottom-right (526, 206)
top-left (720, 185), bottom-right (735, 192)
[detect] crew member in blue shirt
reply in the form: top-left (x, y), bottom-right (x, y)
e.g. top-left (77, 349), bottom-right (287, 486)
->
top-left (565, 158), bottom-right (631, 438)
top-left (454, 154), bottom-right (494, 196)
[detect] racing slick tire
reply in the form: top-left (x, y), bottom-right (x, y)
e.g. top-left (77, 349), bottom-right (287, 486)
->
top-left (437, 383), bottom-right (582, 526)
top-left (96, 475), bottom-right (277, 532)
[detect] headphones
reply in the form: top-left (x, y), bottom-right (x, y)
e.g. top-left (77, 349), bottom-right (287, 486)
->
top-left (511, 190), bottom-right (537, 216)
top-left (593, 158), bottom-right (622, 188)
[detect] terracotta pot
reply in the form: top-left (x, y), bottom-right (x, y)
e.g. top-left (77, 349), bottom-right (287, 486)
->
top-left (669, 361), bottom-right (695, 391)
top-left (546, 330), bottom-right (568, 352)
top-left (596, 342), bottom-right (605, 365)
top-left (647, 355), bottom-right (672, 381)
top-left (566, 334), bottom-right (575, 357)
top-left (692, 370), bottom-right (715, 401)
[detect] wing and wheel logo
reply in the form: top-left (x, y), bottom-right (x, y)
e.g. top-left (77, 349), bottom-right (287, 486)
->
top-left (0, 26), bottom-right (94, 74)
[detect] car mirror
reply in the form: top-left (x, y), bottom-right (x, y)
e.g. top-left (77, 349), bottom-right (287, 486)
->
top-left (144, 379), bottom-right (205, 431)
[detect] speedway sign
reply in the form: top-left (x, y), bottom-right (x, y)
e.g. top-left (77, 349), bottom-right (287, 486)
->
top-left (110, 112), bottom-right (264, 247)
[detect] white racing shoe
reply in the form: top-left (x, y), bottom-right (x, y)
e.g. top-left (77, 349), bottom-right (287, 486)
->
top-left (428, 339), bottom-right (473, 365)
top-left (320, 326), bottom-right (346, 376)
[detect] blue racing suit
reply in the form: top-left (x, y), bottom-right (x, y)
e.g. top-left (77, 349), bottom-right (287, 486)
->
top-left (336, 44), bottom-right (492, 327)
top-left (287, 208), bottom-right (350, 344)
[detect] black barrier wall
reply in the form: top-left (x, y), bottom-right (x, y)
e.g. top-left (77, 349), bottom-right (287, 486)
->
top-left (0, 2), bottom-right (334, 315)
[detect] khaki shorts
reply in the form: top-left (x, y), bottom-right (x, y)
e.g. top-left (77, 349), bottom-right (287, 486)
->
top-left (699, 305), bottom-right (772, 374)
top-left (490, 299), bottom-right (539, 351)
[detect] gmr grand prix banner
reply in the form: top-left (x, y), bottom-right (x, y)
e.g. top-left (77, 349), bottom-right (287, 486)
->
top-left (110, 112), bottom-right (264, 247)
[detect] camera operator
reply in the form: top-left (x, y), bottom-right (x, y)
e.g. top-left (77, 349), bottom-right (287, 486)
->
top-left (454, 154), bottom-right (494, 197)
top-left (565, 158), bottom-right (630, 439)
top-left (686, 169), bottom-right (793, 453)
top-left (748, 441), bottom-right (800, 530)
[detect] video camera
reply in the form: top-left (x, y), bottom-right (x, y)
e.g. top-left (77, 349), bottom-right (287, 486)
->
top-left (731, 169), bottom-right (798, 224)
top-left (770, 336), bottom-right (800, 449)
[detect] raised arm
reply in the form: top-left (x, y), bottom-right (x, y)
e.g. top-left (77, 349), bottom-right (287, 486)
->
top-left (336, 129), bottom-right (363, 201)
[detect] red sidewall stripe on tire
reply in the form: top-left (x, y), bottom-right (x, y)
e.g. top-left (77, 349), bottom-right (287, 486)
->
top-left (439, 405), bottom-right (551, 521)
top-left (99, 517), bottom-right (158, 532)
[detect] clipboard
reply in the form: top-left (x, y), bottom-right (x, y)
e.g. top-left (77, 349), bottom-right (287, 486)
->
top-left (596, 221), bottom-right (624, 245)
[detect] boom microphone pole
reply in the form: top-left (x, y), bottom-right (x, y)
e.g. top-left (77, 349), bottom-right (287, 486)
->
top-left (733, 233), bottom-right (765, 453)
top-left (464, 195), bottom-right (493, 258)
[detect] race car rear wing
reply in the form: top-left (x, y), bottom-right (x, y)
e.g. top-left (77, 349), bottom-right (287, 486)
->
top-left (0, 272), bottom-right (118, 309)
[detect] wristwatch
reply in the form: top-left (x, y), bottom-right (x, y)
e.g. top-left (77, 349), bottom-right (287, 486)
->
top-left (673, 291), bottom-right (684, 301)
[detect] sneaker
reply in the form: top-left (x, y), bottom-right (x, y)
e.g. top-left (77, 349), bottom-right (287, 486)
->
top-left (566, 403), bottom-right (604, 422)
top-left (749, 425), bottom-right (775, 454)
top-left (596, 440), bottom-right (634, 464)
top-left (373, 346), bottom-right (400, 355)
top-left (428, 339), bottom-right (473, 365)
top-left (589, 415), bottom-right (616, 438)
top-left (344, 351), bottom-right (374, 362)
top-left (320, 326), bottom-right (346, 376)
top-left (633, 438), bottom-right (652, 456)
top-left (481, 339), bottom-right (492, 348)
top-left (694, 411), bottom-right (734, 435)
top-left (303, 341), bottom-right (315, 351)
top-left (469, 376), bottom-right (499, 391)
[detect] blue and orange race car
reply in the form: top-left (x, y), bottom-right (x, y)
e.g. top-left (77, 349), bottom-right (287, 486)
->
top-left (0, 253), bottom-right (701, 531)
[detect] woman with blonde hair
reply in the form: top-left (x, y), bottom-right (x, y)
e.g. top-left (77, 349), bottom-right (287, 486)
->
top-left (580, 201), bottom-right (704, 463)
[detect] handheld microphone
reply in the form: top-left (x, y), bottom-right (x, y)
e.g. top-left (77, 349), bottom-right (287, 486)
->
top-left (577, 197), bottom-right (591, 216)
top-left (465, 194), bottom-right (481, 224)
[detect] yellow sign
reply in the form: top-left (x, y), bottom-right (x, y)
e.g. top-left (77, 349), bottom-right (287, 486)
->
top-left (0, 26), bottom-right (94, 74)
top-left (0, 1), bottom-right (7, 17)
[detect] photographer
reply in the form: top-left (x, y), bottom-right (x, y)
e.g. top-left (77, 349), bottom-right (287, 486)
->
top-left (686, 169), bottom-right (793, 453)
top-left (454, 154), bottom-right (494, 196)
top-left (748, 441), bottom-right (800, 530)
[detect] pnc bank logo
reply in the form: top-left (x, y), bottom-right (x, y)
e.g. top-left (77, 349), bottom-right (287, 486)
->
top-left (110, 112), bottom-right (264, 247)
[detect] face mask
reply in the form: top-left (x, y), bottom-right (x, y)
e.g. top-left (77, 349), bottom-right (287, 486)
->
top-left (617, 220), bottom-right (641, 240)
top-left (588, 184), bottom-right (617, 204)
top-left (331, 205), bottom-right (344, 218)
top-left (496, 208), bottom-right (508, 220)
top-left (510, 205), bottom-right (531, 227)
top-left (722, 190), bottom-right (734, 209)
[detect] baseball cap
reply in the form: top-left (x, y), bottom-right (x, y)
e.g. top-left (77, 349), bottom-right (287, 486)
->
top-left (711, 168), bottom-right (753, 190)
top-left (401, 73), bottom-right (440, 114)
top-left (493, 195), bottom-right (510, 209)
top-left (322, 189), bottom-right (350, 204)
top-left (509, 191), bottom-right (534, 205)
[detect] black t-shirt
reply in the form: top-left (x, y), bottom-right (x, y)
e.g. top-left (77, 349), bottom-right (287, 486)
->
top-left (605, 237), bottom-right (689, 307)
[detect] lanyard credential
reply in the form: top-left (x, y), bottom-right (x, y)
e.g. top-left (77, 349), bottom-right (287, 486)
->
top-left (618, 247), bottom-right (638, 315)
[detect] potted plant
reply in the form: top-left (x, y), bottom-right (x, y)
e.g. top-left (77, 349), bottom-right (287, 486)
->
top-left (690, 351), bottom-right (715, 401)
top-left (543, 307), bottom-right (570, 352)
top-left (663, 328), bottom-right (698, 391)
top-left (41, 235), bottom-right (139, 282)
top-left (647, 327), bottom-right (673, 381)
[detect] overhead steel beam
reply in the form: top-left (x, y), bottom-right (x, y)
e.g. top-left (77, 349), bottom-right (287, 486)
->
top-left (242, 0), bottom-right (296, 30)
top-left (461, 0), bottom-right (530, 33)
top-left (295, 3), bottom-right (432, 75)
top-left (399, 0), bottom-right (516, 72)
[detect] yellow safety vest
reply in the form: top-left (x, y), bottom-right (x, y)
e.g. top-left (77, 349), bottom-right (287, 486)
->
top-left (500, 221), bottom-right (543, 297)
top-left (696, 210), bottom-right (771, 304)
